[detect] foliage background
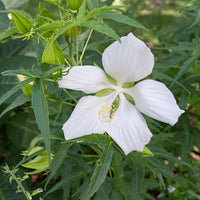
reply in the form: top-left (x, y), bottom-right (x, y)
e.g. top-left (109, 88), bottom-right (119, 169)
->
top-left (0, 0), bottom-right (200, 199)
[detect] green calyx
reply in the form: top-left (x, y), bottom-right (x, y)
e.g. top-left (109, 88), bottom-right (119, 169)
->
top-left (42, 35), bottom-right (65, 65)
top-left (123, 93), bottom-right (135, 105)
top-left (122, 81), bottom-right (134, 88)
top-left (138, 146), bottom-right (154, 157)
top-left (105, 72), bottom-right (117, 86)
top-left (95, 88), bottom-right (114, 97)
top-left (112, 95), bottom-right (120, 109)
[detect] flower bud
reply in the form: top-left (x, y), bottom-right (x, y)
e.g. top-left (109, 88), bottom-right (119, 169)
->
top-left (42, 36), bottom-right (65, 65)
top-left (66, 0), bottom-right (82, 10)
top-left (17, 74), bottom-right (33, 98)
top-left (63, 26), bottom-right (79, 39)
top-left (67, 26), bottom-right (79, 37)
top-left (9, 10), bottom-right (32, 34)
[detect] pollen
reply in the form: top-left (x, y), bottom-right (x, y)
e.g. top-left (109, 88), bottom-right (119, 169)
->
top-left (98, 102), bottom-right (116, 123)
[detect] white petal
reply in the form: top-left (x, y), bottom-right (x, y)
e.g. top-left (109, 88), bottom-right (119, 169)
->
top-left (102, 33), bottom-right (154, 85)
top-left (58, 66), bottom-right (111, 94)
top-left (63, 93), bottom-right (116, 140)
top-left (107, 94), bottom-right (152, 155)
top-left (128, 79), bottom-right (184, 126)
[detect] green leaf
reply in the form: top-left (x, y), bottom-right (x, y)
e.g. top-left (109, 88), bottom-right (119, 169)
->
top-left (122, 81), bottom-right (134, 88)
top-left (40, 63), bottom-right (64, 77)
top-left (95, 88), bottom-right (114, 97)
top-left (0, 26), bottom-right (17, 41)
top-left (2, 0), bottom-right (29, 9)
top-left (84, 6), bottom-right (125, 21)
top-left (6, 112), bottom-right (39, 148)
top-left (32, 79), bottom-right (51, 164)
top-left (0, 94), bottom-right (30, 118)
top-left (44, 0), bottom-right (59, 6)
top-left (45, 143), bottom-right (70, 189)
top-left (82, 20), bottom-right (120, 42)
top-left (98, 12), bottom-right (148, 31)
top-left (42, 35), bottom-right (65, 65)
top-left (82, 142), bottom-right (113, 200)
top-left (147, 157), bottom-right (194, 186)
top-left (37, 2), bottom-right (56, 22)
top-left (87, 0), bottom-right (98, 10)
top-left (0, 77), bottom-right (34, 106)
top-left (51, 21), bottom-right (77, 42)
top-left (151, 147), bottom-right (191, 168)
top-left (187, 8), bottom-right (200, 29)
top-left (37, 3), bottom-right (57, 37)
top-left (152, 70), bottom-right (190, 93)
top-left (68, 134), bottom-right (110, 145)
top-left (77, 0), bottom-right (86, 23)
top-left (170, 51), bottom-right (200, 87)
top-left (132, 164), bottom-right (144, 199)
top-left (45, 172), bottom-right (83, 197)
top-left (36, 20), bottom-right (62, 32)
top-left (112, 150), bottom-right (127, 200)
top-left (0, 1), bottom-right (9, 30)
top-left (9, 10), bottom-right (32, 34)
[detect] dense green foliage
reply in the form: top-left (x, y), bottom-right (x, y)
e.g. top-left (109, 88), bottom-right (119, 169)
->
top-left (0, 0), bottom-right (200, 199)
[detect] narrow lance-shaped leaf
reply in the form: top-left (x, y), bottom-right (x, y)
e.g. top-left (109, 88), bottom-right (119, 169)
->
top-left (0, 77), bottom-right (34, 106)
top-left (68, 134), bottom-right (110, 146)
top-left (82, 141), bottom-right (113, 200)
top-left (170, 51), bottom-right (200, 87)
top-left (51, 21), bottom-right (77, 42)
top-left (152, 70), bottom-right (190, 92)
top-left (45, 143), bottom-right (70, 189)
top-left (32, 79), bottom-right (51, 164)
top-left (0, 94), bottom-right (30, 118)
top-left (40, 63), bottom-right (64, 78)
top-left (112, 150), bottom-right (127, 200)
top-left (82, 20), bottom-right (120, 42)
top-left (98, 12), bottom-right (148, 31)
top-left (132, 164), bottom-right (144, 199)
top-left (0, 26), bottom-right (17, 41)
top-left (37, 3), bottom-right (57, 37)
top-left (77, 0), bottom-right (86, 23)
top-left (84, 6), bottom-right (125, 21)
top-left (187, 9), bottom-right (200, 29)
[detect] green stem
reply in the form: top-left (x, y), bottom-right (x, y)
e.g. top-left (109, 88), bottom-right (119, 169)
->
top-left (47, 97), bottom-right (76, 107)
top-left (63, 101), bottom-right (76, 106)
top-left (0, 187), bottom-right (5, 200)
top-left (54, 99), bottom-right (63, 125)
top-left (76, 34), bottom-right (79, 64)
top-left (79, 29), bottom-right (93, 65)
top-left (35, 33), bottom-right (48, 43)
top-left (9, 171), bottom-right (32, 200)
top-left (63, 89), bottom-right (78, 103)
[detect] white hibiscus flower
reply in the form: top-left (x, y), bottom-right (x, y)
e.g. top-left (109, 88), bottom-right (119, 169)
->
top-left (58, 33), bottom-right (184, 155)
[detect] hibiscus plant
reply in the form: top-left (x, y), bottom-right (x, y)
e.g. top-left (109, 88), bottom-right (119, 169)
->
top-left (0, 0), bottom-right (200, 199)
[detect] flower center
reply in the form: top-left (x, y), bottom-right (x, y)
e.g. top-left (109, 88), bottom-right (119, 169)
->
top-left (98, 102), bottom-right (116, 123)
top-left (112, 86), bottom-right (123, 95)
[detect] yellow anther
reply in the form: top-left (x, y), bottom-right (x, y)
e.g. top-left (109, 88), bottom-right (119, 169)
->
top-left (98, 102), bottom-right (116, 123)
